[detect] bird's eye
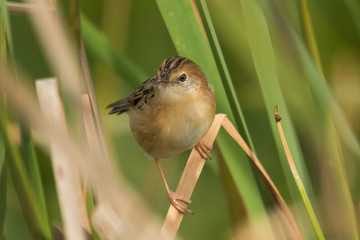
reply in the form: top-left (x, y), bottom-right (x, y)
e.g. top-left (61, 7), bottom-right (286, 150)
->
top-left (179, 73), bottom-right (187, 82)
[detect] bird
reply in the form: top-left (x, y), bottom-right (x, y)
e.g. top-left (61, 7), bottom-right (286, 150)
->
top-left (107, 56), bottom-right (216, 214)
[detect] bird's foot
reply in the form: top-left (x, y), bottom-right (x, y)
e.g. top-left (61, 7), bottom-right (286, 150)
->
top-left (195, 141), bottom-right (213, 160)
top-left (167, 190), bottom-right (193, 214)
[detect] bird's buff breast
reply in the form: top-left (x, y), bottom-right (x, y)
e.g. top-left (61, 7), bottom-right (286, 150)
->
top-left (128, 95), bottom-right (215, 159)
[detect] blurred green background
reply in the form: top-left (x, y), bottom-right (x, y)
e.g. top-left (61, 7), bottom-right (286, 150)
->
top-left (3, 0), bottom-right (360, 239)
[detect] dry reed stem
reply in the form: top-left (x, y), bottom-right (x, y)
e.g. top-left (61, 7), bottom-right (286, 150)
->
top-left (189, 0), bottom-right (207, 40)
top-left (233, 205), bottom-right (301, 240)
top-left (91, 204), bottom-right (128, 240)
top-left (36, 78), bottom-right (88, 240)
top-left (7, 2), bottom-right (56, 15)
top-left (1, 67), bottom-right (163, 240)
top-left (161, 114), bottom-right (226, 239)
top-left (81, 94), bottom-right (128, 239)
top-left (24, 0), bottom-right (84, 101)
top-left (79, 40), bottom-right (113, 178)
top-left (162, 114), bottom-right (302, 240)
top-left (8, 0), bottom-right (115, 202)
top-left (3, 0), bottom-right (164, 236)
top-left (274, 105), bottom-right (327, 240)
top-left (274, 105), bottom-right (301, 179)
top-left (221, 116), bottom-right (302, 240)
top-left (8, 0), bottom-right (113, 204)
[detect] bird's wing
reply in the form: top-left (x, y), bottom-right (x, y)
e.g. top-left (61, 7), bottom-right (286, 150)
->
top-left (107, 98), bottom-right (130, 115)
top-left (127, 76), bottom-right (156, 111)
top-left (107, 76), bottom-right (157, 115)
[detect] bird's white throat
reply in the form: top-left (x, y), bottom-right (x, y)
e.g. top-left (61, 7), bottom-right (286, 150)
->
top-left (157, 85), bottom-right (196, 104)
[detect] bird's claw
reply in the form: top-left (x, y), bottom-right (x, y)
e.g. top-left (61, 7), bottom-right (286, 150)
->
top-left (168, 191), bottom-right (193, 214)
top-left (195, 141), bottom-right (213, 160)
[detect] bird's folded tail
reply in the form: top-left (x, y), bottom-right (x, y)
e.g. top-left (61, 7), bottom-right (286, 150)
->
top-left (107, 98), bottom-right (130, 115)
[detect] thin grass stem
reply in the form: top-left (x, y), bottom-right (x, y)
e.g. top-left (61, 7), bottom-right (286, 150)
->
top-left (274, 105), bottom-right (325, 240)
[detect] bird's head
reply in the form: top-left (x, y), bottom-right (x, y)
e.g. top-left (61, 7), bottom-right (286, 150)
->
top-left (156, 56), bottom-right (208, 92)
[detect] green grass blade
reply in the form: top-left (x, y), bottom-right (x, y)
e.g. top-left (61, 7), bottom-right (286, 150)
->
top-left (81, 15), bottom-right (147, 87)
top-left (0, 0), bottom-right (15, 74)
top-left (293, 35), bottom-right (360, 238)
top-left (20, 128), bottom-right (49, 227)
top-left (0, 0), bottom-right (13, 60)
top-left (1, 1), bottom-right (50, 235)
top-left (299, 0), bottom-right (360, 158)
top-left (197, 0), bottom-right (270, 229)
top-left (0, 133), bottom-right (6, 240)
top-left (155, 1), bottom-right (275, 239)
top-left (276, 109), bottom-right (325, 239)
top-left (297, 38), bottom-right (360, 157)
top-left (217, 152), bottom-right (247, 226)
top-left (86, 191), bottom-right (99, 240)
top-left (299, 0), bottom-right (323, 73)
top-left (264, 2), bottom-right (359, 235)
top-left (69, 0), bottom-right (81, 49)
top-left (237, 1), bottom-right (322, 237)
top-left (298, 0), bottom-right (359, 157)
top-left (198, 0), bottom-right (254, 149)
top-left (343, 0), bottom-right (360, 38)
top-left (297, 2), bottom-right (358, 237)
top-left (238, 0), bottom-right (315, 201)
top-left (292, 165), bottom-right (325, 239)
top-left (0, 2), bottom-right (7, 238)
top-left (0, 113), bottom-right (51, 240)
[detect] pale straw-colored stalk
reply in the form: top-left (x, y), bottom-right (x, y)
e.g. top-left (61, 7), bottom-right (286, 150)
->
top-left (161, 114), bottom-right (301, 240)
top-left (274, 105), bottom-right (324, 240)
top-left (1, 53), bottom-right (162, 240)
top-left (36, 78), bottom-right (89, 240)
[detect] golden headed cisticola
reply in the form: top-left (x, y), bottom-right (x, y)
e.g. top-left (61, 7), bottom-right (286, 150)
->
top-left (107, 56), bottom-right (216, 214)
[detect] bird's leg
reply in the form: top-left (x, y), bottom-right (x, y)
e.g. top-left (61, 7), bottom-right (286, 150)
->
top-left (154, 159), bottom-right (193, 214)
top-left (195, 141), bottom-right (213, 160)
